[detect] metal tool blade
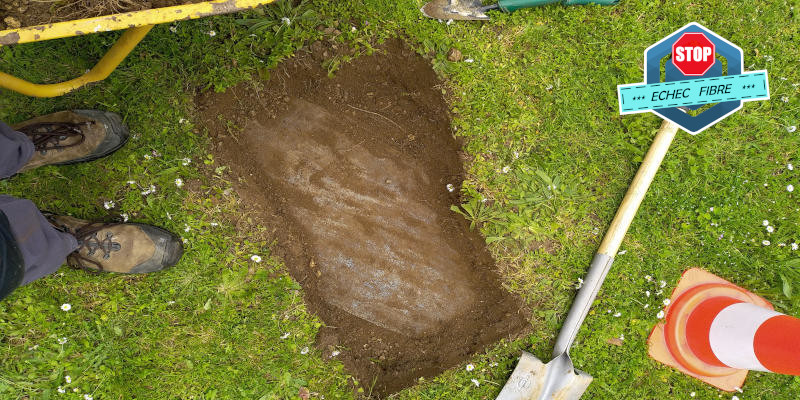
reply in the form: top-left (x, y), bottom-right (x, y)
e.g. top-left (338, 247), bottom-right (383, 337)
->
top-left (496, 352), bottom-right (593, 400)
top-left (420, 0), bottom-right (491, 20)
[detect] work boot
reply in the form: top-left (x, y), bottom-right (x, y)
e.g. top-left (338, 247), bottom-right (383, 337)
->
top-left (46, 215), bottom-right (183, 274)
top-left (14, 110), bottom-right (129, 173)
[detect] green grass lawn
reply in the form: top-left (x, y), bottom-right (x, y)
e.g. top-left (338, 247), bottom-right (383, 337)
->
top-left (1, 0), bottom-right (799, 398)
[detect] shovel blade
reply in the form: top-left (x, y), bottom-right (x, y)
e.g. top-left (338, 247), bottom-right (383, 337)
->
top-left (496, 352), bottom-right (593, 400)
top-left (420, 0), bottom-right (490, 20)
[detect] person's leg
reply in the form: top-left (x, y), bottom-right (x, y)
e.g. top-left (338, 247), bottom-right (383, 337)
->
top-left (0, 122), bottom-right (35, 179)
top-left (0, 196), bottom-right (79, 292)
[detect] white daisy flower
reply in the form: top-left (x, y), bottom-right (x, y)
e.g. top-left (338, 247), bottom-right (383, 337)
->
top-left (613, 312), bottom-right (622, 317)
top-left (644, 303), bottom-right (650, 309)
top-left (767, 225), bottom-right (775, 233)
top-left (127, 180), bottom-right (136, 185)
top-left (791, 242), bottom-right (798, 251)
top-left (84, 394), bottom-right (93, 400)
top-left (788, 184), bottom-right (794, 192)
top-left (656, 310), bottom-right (665, 319)
top-left (575, 278), bottom-right (583, 289)
top-left (501, 166), bottom-right (511, 173)
top-left (782, 96), bottom-right (790, 103)
top-left (57, 337), bottom-right (67, 345)
top-left (659, 280), bottom-right (667, 288)
top-left (732, 396), bottom-right (739, 400)
top-left (763, 240), bottom-right (771, 246)
top-left (65, 375), bottom-right (72, 383)
top-left (471, 379), bottom-right (480, 387)
top-left (446, 183), bottom-right (455, 192)
top-left (331, 350), bottom-right (341, 357)
top-left (280, 332), bottom-right (290, 339)
top-left (788, 163), bottom-right (794, 171)
top-left (207, 30), bottom-right (216, 37)
top-left (184, 224), bottom-right (191, 233)
top-left (57, 386), bottom-right (65, 393)
top-left (144, 154), bottom-right (152, 160)
top-left (182, 158), bottom-right (192, 166)
top-left (103, 200), bottom-right (115, 210)
top-left (251, 255), bottom-right (262, 263)
top-left (645, 290), bottom-right (651, 297)
top-left (645, 275), bottom-right (653, 282)
top-left (169, 25), bottom-right (177, 33)
top-left (788, 126), bottom-right (797, 133)
top-left (466, 364), bottom-right (475, 372)
top-left (61, 303), bottom-right (72, 311)
top-left (763, 220), bottom-right (770, 226)
top-left (663, 299), bottom-right (671, 306)
top-left (464, 58), bottom-right (474, 63)
top-left (175, 178), bottom-right (184, 188)
top-left (281, 17), bottom-right (291, 25)
top-left (690, 392), bottom-right (695, 397)
top-left (120, 213), bottom-right (129, 222)
top-left (178, 118), bottom-right (187, 124)
top-left (300, 346), bottom-right (309, 355)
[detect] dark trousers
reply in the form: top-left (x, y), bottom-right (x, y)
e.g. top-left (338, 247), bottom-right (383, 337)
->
top-left (0, 122), bottom-right (79, 300)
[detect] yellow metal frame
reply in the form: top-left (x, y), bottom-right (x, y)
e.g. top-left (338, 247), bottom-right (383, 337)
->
top-left (0, 0), bottom-right (276, 97)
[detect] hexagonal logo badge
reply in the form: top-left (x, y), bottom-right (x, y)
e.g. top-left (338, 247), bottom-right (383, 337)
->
top-left (617, 22), bottom-right (770, 134)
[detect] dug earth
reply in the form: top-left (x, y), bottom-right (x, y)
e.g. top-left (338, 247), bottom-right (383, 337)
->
top-left (198, 39), bottom-right (529, 396)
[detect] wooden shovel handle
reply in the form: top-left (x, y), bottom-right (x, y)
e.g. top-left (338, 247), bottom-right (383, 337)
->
top-left (552, 119), bottom-right (680, 356)
top-left (597, 119), bottom-right (680, 257)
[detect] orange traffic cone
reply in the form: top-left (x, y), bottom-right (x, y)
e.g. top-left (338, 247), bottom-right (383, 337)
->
top-left (648, 268), bottom-right (800, 391)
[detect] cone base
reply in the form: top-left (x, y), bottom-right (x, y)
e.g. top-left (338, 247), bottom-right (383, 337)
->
top-left (647, 268), bottom-right (772, 391)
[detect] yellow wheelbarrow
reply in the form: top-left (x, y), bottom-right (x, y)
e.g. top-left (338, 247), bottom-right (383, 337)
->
top-left (0, 0), bottom-right (276, 97)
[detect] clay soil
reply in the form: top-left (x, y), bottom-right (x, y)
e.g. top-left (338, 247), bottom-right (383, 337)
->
top-left (197, 39), bottom-right (529, 396)
top-left (0, 0), bottom-right (200, 30)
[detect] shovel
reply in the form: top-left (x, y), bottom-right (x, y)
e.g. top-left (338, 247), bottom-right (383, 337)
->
top-left (496, 119), bottom-right (681, 399)
top-left (421, 0), bottom-right (617, 21)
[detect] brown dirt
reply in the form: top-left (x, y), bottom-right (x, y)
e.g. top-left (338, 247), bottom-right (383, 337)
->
top-left (197, 39), bottom-right (529, 397)
top-left (0, 0), bottom-right (201, 29)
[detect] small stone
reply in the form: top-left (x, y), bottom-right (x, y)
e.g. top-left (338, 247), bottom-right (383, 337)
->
top-left (4, 16), bottom-right (21, 29)
top-left (606, 337), bottom-right (623, 346)
top-left (447, 48), bottom-right (462, 62)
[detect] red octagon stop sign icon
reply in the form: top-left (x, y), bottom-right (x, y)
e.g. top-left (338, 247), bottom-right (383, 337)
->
top-left (671, 32), bottom-right (715, 76)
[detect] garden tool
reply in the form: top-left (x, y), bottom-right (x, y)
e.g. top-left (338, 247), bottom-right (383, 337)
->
top-left (421, 0), bottom-right (617, 21)
top-left (496, 119), bottom-right (681, 400)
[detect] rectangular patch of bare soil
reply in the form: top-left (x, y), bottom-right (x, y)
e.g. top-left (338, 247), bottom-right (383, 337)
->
top-left (197, 39), bottom-right (529, 396)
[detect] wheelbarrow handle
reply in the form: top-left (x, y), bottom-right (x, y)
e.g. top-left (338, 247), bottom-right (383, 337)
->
top-left (552, 119), bottom-right (680, 357)
top-left (497, 0), bottom-right (618, 13)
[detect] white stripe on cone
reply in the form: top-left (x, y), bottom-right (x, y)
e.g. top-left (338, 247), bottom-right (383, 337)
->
top-left (709, 302), bottom-right (782, 371)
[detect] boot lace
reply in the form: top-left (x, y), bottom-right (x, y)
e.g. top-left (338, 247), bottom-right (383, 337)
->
top-left (18, 122), bottom-right (89, 154)
top-left (66, 223), bottom-right (122, 271)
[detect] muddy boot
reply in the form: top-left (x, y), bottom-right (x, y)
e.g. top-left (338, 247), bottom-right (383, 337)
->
top-left (14, 110), bottom-right (129, 173)
top-left (47, 215), bottom-right (183, 274)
